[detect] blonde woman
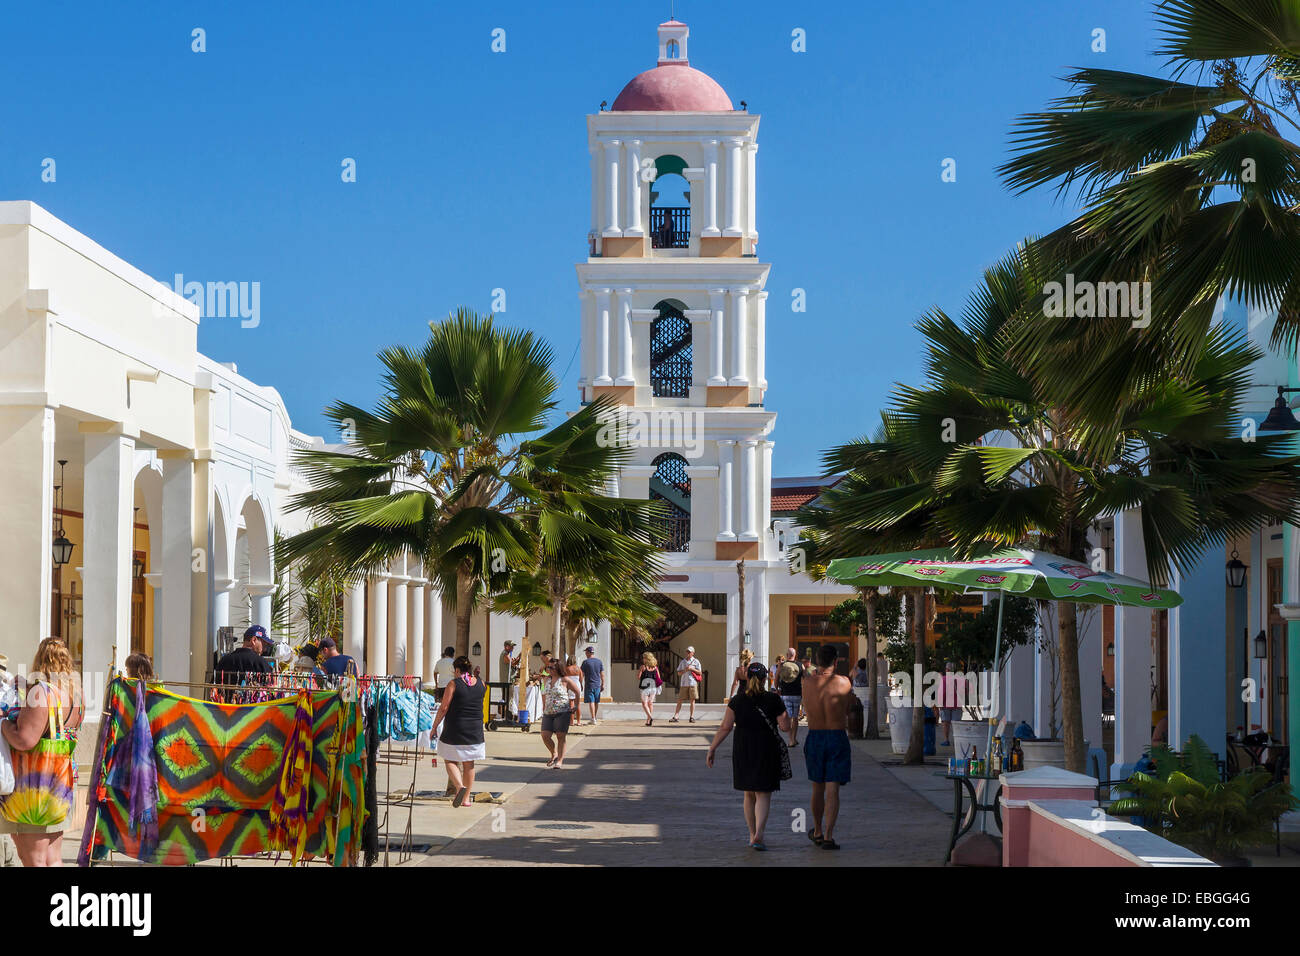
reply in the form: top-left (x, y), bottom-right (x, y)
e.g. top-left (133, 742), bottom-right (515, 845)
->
top-left (729, 648), bottom-right (755, 699)
top-left (637, 652), bottom-right (661, 726)
top-left (0, 638), bottom-right (84, 866)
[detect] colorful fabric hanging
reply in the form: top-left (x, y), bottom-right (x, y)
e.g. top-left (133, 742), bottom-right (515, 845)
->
top-left (81, 677), bottom-right (365, 867)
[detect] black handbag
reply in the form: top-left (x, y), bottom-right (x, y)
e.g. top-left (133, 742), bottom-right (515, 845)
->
top-left (757, 701), bottom-right (793, 780)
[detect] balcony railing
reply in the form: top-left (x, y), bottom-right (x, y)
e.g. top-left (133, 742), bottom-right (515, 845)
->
top-left (653, 514), bottom-right (691, 552)
top-left (650, 207), bottom-right (690, 249)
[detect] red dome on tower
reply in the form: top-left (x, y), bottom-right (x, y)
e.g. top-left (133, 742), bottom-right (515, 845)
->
top-left (611, 20), bottom-right (733, 112)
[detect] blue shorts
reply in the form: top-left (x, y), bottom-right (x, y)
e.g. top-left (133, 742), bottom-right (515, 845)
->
top-left (804, 729), bottom-right (851, 785)
top-left (780, 695), bottom-right (801, 718)
top-left (583, 686), bottom-right (601, 703)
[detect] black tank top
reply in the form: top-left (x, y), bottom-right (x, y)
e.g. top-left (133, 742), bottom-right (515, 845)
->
top-left (440, 677), bottom-right (486, 746)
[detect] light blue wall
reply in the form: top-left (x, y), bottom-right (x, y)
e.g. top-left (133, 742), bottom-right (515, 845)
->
top-left (1174, 555), bottom-right (1227, 750)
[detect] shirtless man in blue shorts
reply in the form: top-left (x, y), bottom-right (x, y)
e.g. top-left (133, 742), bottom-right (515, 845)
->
top-left (801, 644), bottom-right (853, 850)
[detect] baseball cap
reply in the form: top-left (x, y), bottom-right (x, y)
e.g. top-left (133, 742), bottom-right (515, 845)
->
top-left (686, 645), bottom-right (695, 653)
top-left (244, 625), bottom-right (268, 643)
top-left (746, 662), bottom-right (768, 681)
top-left (318, 637), bottom-right (338, 650)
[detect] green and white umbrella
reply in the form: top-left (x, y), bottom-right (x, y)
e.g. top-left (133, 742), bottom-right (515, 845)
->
top-left (824, 546), bottom-right (1182, 769)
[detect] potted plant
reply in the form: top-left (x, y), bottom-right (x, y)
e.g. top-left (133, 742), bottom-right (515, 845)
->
top-left (1110, 735), bottom-right (1296, 865)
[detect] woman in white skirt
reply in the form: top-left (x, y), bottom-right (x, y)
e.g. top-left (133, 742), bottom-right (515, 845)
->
top-left (431, 656), bottom-right (487, 807)
top-left (637, 652), bottom-right (661, 726)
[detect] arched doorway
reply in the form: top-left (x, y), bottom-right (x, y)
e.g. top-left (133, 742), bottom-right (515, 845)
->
top-left (650, 452), bottom-right (691, 552)
top-left (650, 155), bottom-right (689, 249)
top-left (650, 300), bottom-right (692, 398)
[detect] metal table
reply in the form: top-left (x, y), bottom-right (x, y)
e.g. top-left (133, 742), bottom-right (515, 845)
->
top-left (935, 770), bottom-right (1003, 864)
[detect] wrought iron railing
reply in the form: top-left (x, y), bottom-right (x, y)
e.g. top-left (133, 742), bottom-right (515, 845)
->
top-left (650, 207), bottom-right (690, 249)
top-left (653, 513), bottom-right (691, 552)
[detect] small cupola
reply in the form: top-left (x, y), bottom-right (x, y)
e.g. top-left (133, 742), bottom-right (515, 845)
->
top-left (657, 19), bottom-right (689, 65)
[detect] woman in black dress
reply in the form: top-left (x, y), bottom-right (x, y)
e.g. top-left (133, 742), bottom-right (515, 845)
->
top-left (706, 662), bottom-right (792, 850)
top-left (431, 656), bottom-right (487, 807)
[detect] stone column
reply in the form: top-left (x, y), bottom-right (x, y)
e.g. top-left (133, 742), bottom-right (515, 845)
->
top-left (750, 570), bottom-right (769, 671)
top-left (366, 575), bottom-right (389, 676)
top-left (158, 452), bottom-right (194, 683)
top-left (717, 440), bottom-right (736, 540)
top-left (343, 582), bottom-right (365, 662)
top-left (616, 288), bottom-right (635, 386)
top-left (760, 440), bottom-right (774, 552)
top-left (728, 289), bottom-right (749, 386)
top-left (425, 584), bottom-right (443, 684)
top-left (702, 140), bottom-right (721, 237)
top-left (1112, 507), bottom-right (1153, 777)
top-left (625, 139), bottom-right (644, 237)
top-left (212, 578), bottom-right (235, 647)
top-left (603, 139), bottom-right (622, 237)
top-left (408, 581), bottom-right (425, 683)
top-left (388, 577), bottom-right (408, 675)
top-left (708, 289), bottom-right (727, 386)
top-left (746, 143), bottom-right (758, 241)
top-left (754, 292), bottom-right (768, 390)
top-left (82, 427), bottom-right (136, 697)
top-left (739, 439), bottom-right (759, 541)
top-left (594, 288), bottom-right (613, 386)
top-left (725, 589), bottom-right (741, 699)
top-left (247, 584), bottom-right (274, 635)
top-left (723, 137), bottom-right (744, 237)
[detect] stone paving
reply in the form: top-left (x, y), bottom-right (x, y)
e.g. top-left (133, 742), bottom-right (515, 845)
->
top-left (418, 717), bottom-right (950, 866)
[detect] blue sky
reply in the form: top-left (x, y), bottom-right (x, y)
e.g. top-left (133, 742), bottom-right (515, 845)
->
top-left (0, 0), bottom-right (1167, 475)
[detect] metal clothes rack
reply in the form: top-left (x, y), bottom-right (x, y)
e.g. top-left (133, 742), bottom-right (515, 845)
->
top-left (359, 673), bottom-right (430, 866)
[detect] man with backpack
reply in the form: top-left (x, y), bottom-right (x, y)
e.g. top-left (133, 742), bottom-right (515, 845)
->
top-left (776, 648), bottom-right (804, 747)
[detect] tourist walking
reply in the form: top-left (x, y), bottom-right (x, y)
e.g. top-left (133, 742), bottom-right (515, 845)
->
top-left (801, 645), bottom-right (853, 850)
top-left (540, 661), bottom-right (582, 768)
top-left (670, 646), bottom-right (702, 723)
top-left (580, 646), bottom-right (605, 723)
top-left (706, 662), bottom-right (791, 851)
top-left (565, 656), bottom-right (583, 727)
top-left (637, 652), bottom-right (662, 725)
top-left (433, 646), bottom-right (456, 689)
top-left (0, 638), bottom-right (84, 866)
top-left (776, 648), bottom-right (804, 746)
top-left (431, 656), bottom-right (486, 808)
top-left (728, 648), bottom-right (754, 699)
top-left (214, 625), bottom-right (274, 682)
top-left (318, 637), bottom-right (358, 680)
top-left (937, 660), bottom-right (962, 747)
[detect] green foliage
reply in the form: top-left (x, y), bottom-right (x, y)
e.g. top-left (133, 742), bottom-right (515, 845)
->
top-left (934, 595), bottom-right (1035, 671)
top-left (1110, 734), bottom-right (1297, 860)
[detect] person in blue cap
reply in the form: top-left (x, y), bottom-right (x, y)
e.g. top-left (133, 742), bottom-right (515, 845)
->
top-left (215, 625), bottom-right (275, 682)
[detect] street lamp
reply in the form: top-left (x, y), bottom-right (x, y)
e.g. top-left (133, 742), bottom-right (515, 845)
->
top-left (1226, 550), bottom-right (1248, 589)
top-left (1259, 386), bottom-right (1300, 431)
top-left (1254, 629), bottom-right (1268, 659)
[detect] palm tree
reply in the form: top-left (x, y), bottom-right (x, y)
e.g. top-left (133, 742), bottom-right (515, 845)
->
top-left (795, 416), bottom-right (956, 763)
top-left (864, 245), bottom-right (1300, 771)
top-left (280, 310), bottom-right (652, 659)
top-left (999, 0), bottom-right (1300, 412)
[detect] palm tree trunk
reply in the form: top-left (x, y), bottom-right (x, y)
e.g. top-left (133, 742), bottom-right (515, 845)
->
top-left (1057, 600), bottom-right (1086, 772)
top-left (862, 587), bottom-right (879, 739)
top-left (454, 574), bottom-right (474, 657)
top-left (552, 601), bottom-right (564, 659)
top-left (903, 589), bottom-right (927, 765)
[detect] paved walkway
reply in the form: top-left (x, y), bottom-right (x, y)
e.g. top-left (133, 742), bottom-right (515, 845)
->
top-left (420, 718), bottom-right (949, 866)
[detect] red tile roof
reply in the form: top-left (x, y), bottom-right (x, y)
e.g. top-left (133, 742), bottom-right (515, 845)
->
top-left (771, 487), bottom-right (823, 513)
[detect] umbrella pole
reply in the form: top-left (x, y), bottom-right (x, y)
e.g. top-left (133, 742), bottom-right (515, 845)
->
top-left (978, 595), bottom-right (1006, 834)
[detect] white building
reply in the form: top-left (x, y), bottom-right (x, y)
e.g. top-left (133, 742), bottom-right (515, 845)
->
top-left (0, 200), bottom-right (328, 707)
top-left (568, 19), bottom-right (855, 700)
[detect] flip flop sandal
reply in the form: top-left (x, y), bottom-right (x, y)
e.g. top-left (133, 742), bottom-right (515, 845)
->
top-left (820, 839), bottom-right (841, 851)
top-left (808, 831), bottom-right (824, 846)
top-left (546, 756), bottom-right (557, 767)
top-left (750, 842), bottom-right (767, 851)
top-left (452, 787), bottom-right (469, 808)
top-left (669, 717), bottom-right (679, 723)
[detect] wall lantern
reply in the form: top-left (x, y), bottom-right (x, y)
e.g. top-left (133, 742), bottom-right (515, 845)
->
top-left (1260, 386), bottom-right (1300, 431)
top-left (1225, 550), bottom-right (1247, 589)
top-left (743, 629), bottom-right (751, 646)
top-left (1106, 642), bottom-right (1114, 658)
top-left (471, 641), bottom-right (482, 657)
top-left (132, 507), bottom-right (145, 579)
top-left (1254, 630), bottom-right (1268, 659)
top-left (51, 459), bottom-right (75, 567)
top-left (532, 642), bottom-right (542, 657)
